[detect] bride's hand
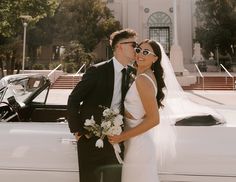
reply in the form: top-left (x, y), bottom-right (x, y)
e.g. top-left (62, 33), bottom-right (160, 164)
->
top-left (108, 135), bottom-right (123, 144)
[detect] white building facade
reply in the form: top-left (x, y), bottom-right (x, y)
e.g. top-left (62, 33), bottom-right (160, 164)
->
top-left (106, 0), bottom-right (197, 66)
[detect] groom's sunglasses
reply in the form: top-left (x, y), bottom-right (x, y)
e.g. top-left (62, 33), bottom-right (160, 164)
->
top-left (119, 41), bottom-right (138, 48)
top-left (134, 47), bottom-right (156, 57)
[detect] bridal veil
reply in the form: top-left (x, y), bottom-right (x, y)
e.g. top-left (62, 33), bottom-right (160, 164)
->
top-left (153, 41), bottom-right (225, 165)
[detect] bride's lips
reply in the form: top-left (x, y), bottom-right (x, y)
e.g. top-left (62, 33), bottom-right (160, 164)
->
top-left (136, 57), bottom-right (144, 63)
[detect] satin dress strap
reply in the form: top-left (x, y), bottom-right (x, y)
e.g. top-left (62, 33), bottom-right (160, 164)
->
top-left (139, 73), bottom-right (157, 95)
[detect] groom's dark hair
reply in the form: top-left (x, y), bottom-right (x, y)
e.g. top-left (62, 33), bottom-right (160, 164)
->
top-left (110, 28), bottom-right (137, 50)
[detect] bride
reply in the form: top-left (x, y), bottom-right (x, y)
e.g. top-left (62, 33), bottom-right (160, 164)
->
top-left (109, 39), bottom-right (164, 182)
top-left (108, 39), bottom-right (225, 182)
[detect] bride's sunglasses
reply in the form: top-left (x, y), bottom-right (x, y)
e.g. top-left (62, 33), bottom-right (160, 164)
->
top-left (134, 47), bottom-right (156, 57)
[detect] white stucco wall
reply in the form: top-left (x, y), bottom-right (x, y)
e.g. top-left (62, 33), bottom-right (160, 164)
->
top-left (107, 0), bottom-right (195, 65)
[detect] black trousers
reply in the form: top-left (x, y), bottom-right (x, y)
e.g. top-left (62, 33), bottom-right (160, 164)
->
top-left (77, 136), bottom-right (122, 182)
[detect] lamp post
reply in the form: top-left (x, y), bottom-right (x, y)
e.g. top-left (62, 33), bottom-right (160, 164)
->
top-left (22, 22), bottom-right (27, 73)
top-left (20, 15), bottom-right (32, 73)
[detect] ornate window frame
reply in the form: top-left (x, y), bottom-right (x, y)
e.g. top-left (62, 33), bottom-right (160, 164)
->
top-left (147, 12), bottom-right (173, 54)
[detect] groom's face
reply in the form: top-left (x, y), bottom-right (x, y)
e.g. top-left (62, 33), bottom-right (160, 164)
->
top-left (119, 37), bottom-right (137, 65)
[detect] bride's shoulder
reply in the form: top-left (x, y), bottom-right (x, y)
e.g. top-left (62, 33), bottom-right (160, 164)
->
top-left (136, 73), bottom-right (154, 82)
top-left (135, 74), bottom-right (154, 87)
top-left (135, 73), bottom-right (157, 93)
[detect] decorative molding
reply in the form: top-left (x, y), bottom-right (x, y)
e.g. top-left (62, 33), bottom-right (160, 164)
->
top-left (147, 11), bottom-right (172, 26)
top-left (144, 8), bottom-right (150, 13)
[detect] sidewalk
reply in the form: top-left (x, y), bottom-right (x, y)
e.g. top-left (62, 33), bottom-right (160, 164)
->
top-left (188, 71), bottom-right (236, 77)
top-left (47, 88), bottom-right (236, 108)
top-left (185, 90), bottom-right (236, 107)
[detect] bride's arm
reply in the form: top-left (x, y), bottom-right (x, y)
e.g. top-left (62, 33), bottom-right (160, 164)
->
top-left (108, 75), bottom-right (160, 143)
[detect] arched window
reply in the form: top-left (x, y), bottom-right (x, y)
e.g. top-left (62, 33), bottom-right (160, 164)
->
top-left (147, 12), bottom-right (172, 55)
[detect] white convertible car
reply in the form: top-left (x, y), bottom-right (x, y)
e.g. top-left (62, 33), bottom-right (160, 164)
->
top-left (0, 74), bottom-right (235, 182)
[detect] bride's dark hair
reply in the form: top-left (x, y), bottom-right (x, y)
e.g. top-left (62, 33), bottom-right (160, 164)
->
top-left (139, 39), bottom-right (165, 108)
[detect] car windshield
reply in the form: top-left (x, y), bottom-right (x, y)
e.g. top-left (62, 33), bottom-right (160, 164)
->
top-left (0, 87), bottom-right (6, 101)
top-left (1, 76), bottom-right (45, 104)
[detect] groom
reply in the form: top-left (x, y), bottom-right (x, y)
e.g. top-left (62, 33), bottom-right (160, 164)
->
top-left (67, 28), bottom-right (137, 182)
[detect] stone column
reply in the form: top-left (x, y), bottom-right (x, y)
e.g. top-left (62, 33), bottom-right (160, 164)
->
top-left (170, 0), bottom-right (185, 75)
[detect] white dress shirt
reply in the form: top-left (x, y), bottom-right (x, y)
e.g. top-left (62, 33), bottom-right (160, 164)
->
top-left (110, 57), bottom-right (126, 111)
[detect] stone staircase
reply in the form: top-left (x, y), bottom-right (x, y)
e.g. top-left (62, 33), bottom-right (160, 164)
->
top-left (52, 75), bottom-right (236, 90)
top-left (51, 75), bottom-right (82, 89)
top-left (182, 76), bottom-right (236, 90)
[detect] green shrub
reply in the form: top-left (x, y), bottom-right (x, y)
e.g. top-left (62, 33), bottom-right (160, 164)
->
top-left (49, 61), bottom-right (62, 70)
top-left (32, 63), bottom-right (45, 70)
top-left (64, 62), bottom-right (76, 73)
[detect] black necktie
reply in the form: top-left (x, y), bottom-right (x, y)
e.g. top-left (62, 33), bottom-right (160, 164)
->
top-left (121, 68), bottom-right (127, 114)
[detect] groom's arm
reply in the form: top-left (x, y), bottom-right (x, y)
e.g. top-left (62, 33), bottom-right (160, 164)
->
top-left (67, 66), bottom-right (97, 134)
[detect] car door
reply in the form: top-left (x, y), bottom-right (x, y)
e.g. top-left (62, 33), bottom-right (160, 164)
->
top-left (159, 125), bottom-right (236, 182)
top-left (0, 122), bottom-right (79, 182)
top-left (21, 84), bottom-right (67, 122)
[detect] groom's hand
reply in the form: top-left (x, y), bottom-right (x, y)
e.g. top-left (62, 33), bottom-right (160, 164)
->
top-left (74, 132), bottom-right (82, 141)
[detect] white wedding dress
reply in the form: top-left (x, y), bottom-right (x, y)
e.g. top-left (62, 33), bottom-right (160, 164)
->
top-left (122, 73), bottom-right (159, 182)
top-left (121, 41), bottom-right (225, 182)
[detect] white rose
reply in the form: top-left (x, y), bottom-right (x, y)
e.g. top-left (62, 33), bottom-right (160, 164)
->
top-left (101, 121), bottom-right (111, 128)
top-left (107, 126), bottom-right (122, 135)
top-left (113, 115), bottom-right (123, 126)
top-left (84, 116), bottom-right (95, 126)
top-left (103, 108), bottom-right (111, 117)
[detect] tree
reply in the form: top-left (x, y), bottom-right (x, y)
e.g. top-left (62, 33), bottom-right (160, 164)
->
top-left (0, 0), bottom-right (59, 76)
top-left (54, 0), bottom-right (121, 52)
top-left (0, 0), bottom-right (120, 75)
top-left (195, 0), bottom-right (236, 57)
top-left (27, 16), bottom-right (56, 68)
top-left (62, 41), bottom-right (95, 73)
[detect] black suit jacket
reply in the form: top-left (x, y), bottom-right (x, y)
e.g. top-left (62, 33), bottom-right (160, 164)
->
top-left (67, 59), bottom-right (115, 134)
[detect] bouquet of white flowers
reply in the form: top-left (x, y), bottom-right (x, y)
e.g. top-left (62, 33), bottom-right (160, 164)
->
top-left (84, 107), bottom-right (124, 163)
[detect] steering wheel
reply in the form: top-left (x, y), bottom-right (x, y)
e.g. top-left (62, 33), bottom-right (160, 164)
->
top-left (0, 101), bottom-right (21, 122)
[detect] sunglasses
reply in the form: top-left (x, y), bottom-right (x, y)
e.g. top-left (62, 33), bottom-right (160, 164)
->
top-left (134, 47), bottom-right (156, 56)
top-left (119, 41), bottom-right (138, 48)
